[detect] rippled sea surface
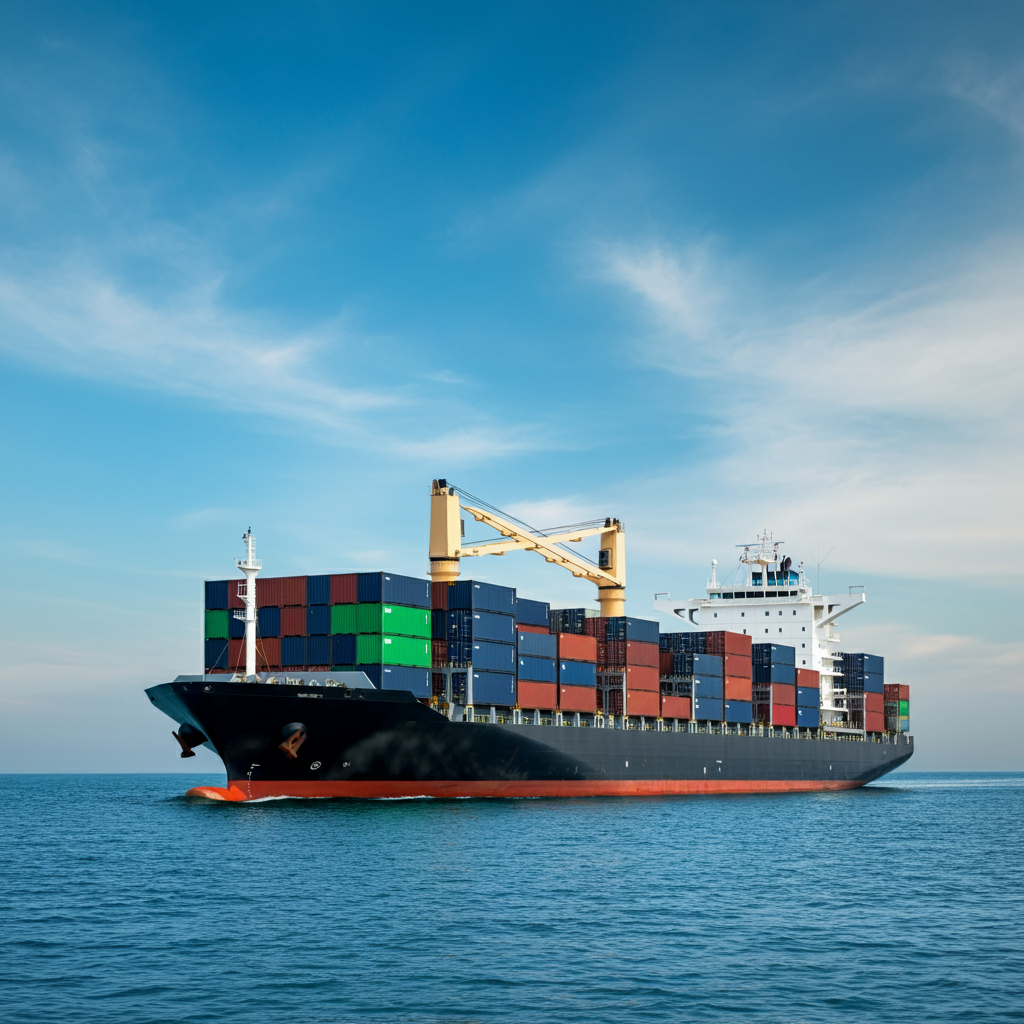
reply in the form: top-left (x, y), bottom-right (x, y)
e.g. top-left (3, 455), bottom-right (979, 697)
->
top-left (2, 773), bottom-right (1022, 1024)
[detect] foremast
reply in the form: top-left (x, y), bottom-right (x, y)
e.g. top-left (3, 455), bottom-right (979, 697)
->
top-left (234, 529), bottom-right (262, 680)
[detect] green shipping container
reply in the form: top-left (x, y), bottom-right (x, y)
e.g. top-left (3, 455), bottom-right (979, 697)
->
top-left (204, 609), bottom-right (229, 640)
top-left (355, 633), bottom-right (431, 668)
top-left (899, 700), bottom-right (909, 716)
top-left (331, 603), bottom-right (430, 639)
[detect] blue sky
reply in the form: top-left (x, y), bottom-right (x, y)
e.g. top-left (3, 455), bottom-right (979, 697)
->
top-left (1, 1), bottom-right (1022, 771)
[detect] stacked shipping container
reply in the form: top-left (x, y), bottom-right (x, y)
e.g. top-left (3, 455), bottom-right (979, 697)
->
top-left (581, 615), bottom-right (660, 718)
top-left (658, 631), bottom-right (753, 722)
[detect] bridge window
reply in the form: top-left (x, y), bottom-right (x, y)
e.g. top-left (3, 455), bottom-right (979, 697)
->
top-left (765, 611), bottom-right (770, 616)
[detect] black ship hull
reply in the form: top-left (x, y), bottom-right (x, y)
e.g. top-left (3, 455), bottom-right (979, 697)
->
top-left (146, 678), bottom-right (913, 801)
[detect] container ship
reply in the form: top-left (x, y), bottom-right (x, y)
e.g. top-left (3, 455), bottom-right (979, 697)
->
top-left (146, 481), bottom-right (913, 800)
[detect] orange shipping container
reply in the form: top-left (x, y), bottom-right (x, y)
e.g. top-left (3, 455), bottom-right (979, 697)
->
top-left (558, 684), bottom-right (597, 713)
top-left (865, 710), bottom-right (885, 732)
top-left (771, 703), bottom-right (796, 726)
top-left (517, 624), bottom-right (549, 635)
top-left (865, 692), bottom-right (884, 715)
top-left (257, 637), bottom-right (281, 670)
top-left (625, 665), bottom-right (659, 691)
top-left (724, 677), bottom-right (752, 701)
top-left (625, 641), bottom-right (659, 668)
top-left (796, 668), bottom-right (820, 688)
top-left (281, 606), bottom-right (306, 637)
top-left (332, 573), bottom-right (358, 604)
top-left (626, 688), bottom-right (659, 717)
top-left (661, 695), bottom-right (691, 719)
top-left (724, 653), bottom-right (752, 679)
top-left (557, 633), bottom-right (597, 662)
top-left (899, 684), bottom-right (910, 701)
top-left (771, 683), bottom-right (796, 705)
top-left (518, 681), bottom-right (557, 710)
top-left (705, 630), bottom-right (752, 656)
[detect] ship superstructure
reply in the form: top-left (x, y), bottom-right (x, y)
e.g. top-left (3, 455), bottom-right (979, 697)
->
top-left (653, 533), bottom-right (865, 732)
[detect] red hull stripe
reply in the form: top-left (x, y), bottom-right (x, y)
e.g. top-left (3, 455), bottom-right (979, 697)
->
top-left (187, 778), bottom-right (863, 801)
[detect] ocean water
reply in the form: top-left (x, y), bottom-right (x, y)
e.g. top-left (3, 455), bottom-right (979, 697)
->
top-left (2, 773), bottom-right (1022, 1024)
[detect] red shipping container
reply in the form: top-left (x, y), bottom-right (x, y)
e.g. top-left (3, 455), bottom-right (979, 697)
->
top-left (281, 576), bottom-right (306, 606)
top-left (603, 688), bottom-right (623, 715)
top-left (228, 579), bottom-right (245, 610)
top-left (331, 574), bottom-right (358, 604)
top-left (431, 640), bottom-right (448, 667)
top-left (659, 650), bottom-right (674, 676)
top-left (431, 581), bottom-right (448, 610)
top-left (517, 623), bottom-right (549, 635)
top-left (518, 681), bottom-right (557, 710)
top-left (625, 665), bottom-right (659, 691)
top-left (281, 606), bottom-right (306, 637)
top-left (865, 692), bottom-right (884, 715)
top-left (559, 684), bottom-right (597, 713)
top-left (228, 638), bottom-right (244, 670)
top-left (626, 641), bottom-right (659, 668)
top-left (899, 685), bottom-right (910, 701)
top-left (256, 576), bottom-right (284, 607)
top-left (771, 703), bottom-right (796, 726)
top-left (796, 668), bottom-right (820, 688)
top-left (557, 633), bottom-right (597, 661)
top-left (661, 695), bottom-right (691, 719)
top-left (704, 630), bottom-right (752, 656)
top-left (583, 618), bottom-right (606, 640)
top-left (598, 640), bottom-right (625, 667)
top-left (865, 710), bottom-right (885, 732)
top-left (772, 683), bottom-right (796, 706)
top-left (724, 653), bottom-right (752, 679)
top-left (625, 688), bottom-right (659, 717)
top-left (725, 677), bottom-right (752, 701)
top-left (257, 637), bottom-right (281, 670)
top-left (884, 683), bottom-right (900, 700)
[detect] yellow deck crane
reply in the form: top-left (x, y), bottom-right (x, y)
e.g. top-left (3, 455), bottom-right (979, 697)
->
top-left (428, 479), bottom-right (626, 616)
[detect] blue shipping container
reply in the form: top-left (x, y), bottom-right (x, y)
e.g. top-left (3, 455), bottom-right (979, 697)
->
top-left (204, 638), bottom-right (228, 669)
top-left (604, 617), bottom-right (660, 644)
top-left (797, 706), bottom-right (820, 728)
top-left (660, 632), bottom-right (706, 654)
top-left (307, 635), bottom-right (330, 665)
top-left (205, 580), bottom-right (228, 611)
top-left (229, 613), bottom-right (245, 639)
top-left (843, 652), bottom-right (884, 677)
top-left (515, 597), bottom-right (550, 628)
top-left (796, 687), bottom-right (819, 708)
top-left (306, 575), bottom-right (330, 606)
top-left (281, 636), bottom-right (306, 667)
top-left (517, 656), bottom-right (557, 682)
top-left (864, 673), bottom-right (884, 694)
top-left (358, 664), bottom-right (430, 697)
top-left (558, 660), bottom-right (597, 687)
top-left (357, 572), bottom-right (431, 609)
top-left (470, 640), bottom-right (517, 673)
top-left (258, 606), bottom-right (281, 638)
top-left (753, 663), bottom-right (796, 685)
top-left (448, 580), bottom-right (516, 616)
top-left (471, 671), bottom-right (517, 706)
top-left (693, 674), bottom-right (724, 699)
top-left (307, 605), bottom-right (330, 636)
top-left (332, 634), bottom-right (356, 665)
top-left (550, 609), bottom-right (587, 635)
top-left (693, 697), bottom-right (723, 721)
top-left (753, 643), bottom-right (796, 666)
top-left (444, 609), bottom-right (515, 645)
top-left (672, 652), bottom-right (723, 677)
top-left (517, 631), bottom-right (557, 658)
top-left (724, 700), bottom-right (753, 724)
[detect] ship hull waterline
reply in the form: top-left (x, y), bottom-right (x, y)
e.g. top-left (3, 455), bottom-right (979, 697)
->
top-left (147, 679), bottom-right (913, 803)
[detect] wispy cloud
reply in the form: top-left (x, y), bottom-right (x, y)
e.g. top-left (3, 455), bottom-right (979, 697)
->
top-left (599, 237), bottom-right (1024, 578)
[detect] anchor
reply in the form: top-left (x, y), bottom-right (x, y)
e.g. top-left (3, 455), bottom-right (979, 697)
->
top-left (278, 722), bottom-right (307, 759)
top-left (172, 723), bottom-right (208, 758)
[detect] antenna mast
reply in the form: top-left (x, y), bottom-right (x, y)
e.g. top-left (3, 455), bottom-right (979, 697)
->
top-left (234, 529), bottom-right (262, 679)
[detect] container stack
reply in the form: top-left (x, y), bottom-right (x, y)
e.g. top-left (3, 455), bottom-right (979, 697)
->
top-left (515, 598), bottom-right (556, 712)
top-left (432, 580), bottom-right (518, 707)
top-left (752, 644), bottom-right (801, 726)
top-left (555, 631), bottom-right (598, 713)
top-left (586, 616), bottom-right (660, 718)
top-left (795, 667), bottom-right (821, 728)
top-left (884, 683), bottom-right (910, 733)
top-left (708, 631), bottom-right (753, 720)
top-left (839, 653), bottom-right (884, 732)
